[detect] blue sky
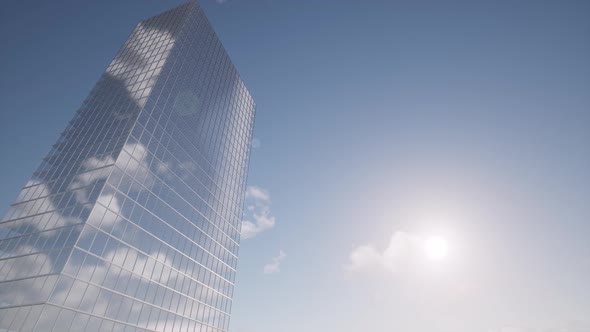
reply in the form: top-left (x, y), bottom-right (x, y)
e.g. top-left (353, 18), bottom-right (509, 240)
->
top-left (1, 1), bottom-right (590, 331)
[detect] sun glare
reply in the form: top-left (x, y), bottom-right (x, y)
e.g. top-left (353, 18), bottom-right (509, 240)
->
top-left (424, 236), bottom-right (449, 260)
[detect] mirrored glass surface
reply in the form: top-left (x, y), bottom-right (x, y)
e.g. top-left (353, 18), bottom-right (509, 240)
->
top-left (0, 3), bottom-right (254, 331)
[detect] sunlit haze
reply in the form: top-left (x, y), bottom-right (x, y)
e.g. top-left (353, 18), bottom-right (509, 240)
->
top-left (1, 1), bottom-right (589, 332)
top-left (424, 236), bottom-right (449, 260)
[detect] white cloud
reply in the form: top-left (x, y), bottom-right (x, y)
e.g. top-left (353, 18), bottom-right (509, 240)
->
top-left (246, 186), bottom-right (270, 202)
top-left (69, 142), bottom-right (154, 205)
top-left (1, 143), bottom-right (229, 327)
top-left (107, 22), bottom-right (174, 107)
top-left (263, 250), bottom-right (287, 274)
top-left (69, 155), bottom-right (116, 203)
top-left (4, 181), bottom-right (81, 230)
top-left (155, 160), bottom-right (171, 175)
top-left (345, 231), bottom-right (426, 273)
top-left (240, 221), bottom-right (259, 240)
top-left (92, 193), bottom-right (122, 229)
top-left (241, 186), bottom-right (276, 240)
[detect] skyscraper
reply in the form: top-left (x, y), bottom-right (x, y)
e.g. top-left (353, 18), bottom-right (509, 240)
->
top-left (0, 2), bottom-right (255, 331)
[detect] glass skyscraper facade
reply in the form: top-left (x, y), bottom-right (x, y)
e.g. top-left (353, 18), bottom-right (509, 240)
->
top-left (0, 2), bottom-right (255, 331)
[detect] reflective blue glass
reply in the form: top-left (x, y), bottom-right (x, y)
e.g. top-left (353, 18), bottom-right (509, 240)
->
top-left (0, 2), bottom-right (255, 331)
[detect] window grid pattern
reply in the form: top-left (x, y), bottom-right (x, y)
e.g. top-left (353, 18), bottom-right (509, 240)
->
top-left (0, 2), bottom-right (254, 332)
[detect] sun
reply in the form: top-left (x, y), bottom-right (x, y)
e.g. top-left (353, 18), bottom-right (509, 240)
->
top-left (423, 236), bottom-right (449, 260)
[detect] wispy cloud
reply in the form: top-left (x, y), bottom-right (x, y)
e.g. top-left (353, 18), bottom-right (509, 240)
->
top-left (246, 186), bottom-right (270, 201)
top-left (251, 138), bottom-right (261, 149)
top-left (345, 231), bottom-right (429, 273)
top-left (241, 186), bottom-right (276, 239)
top-left (263, 250), bottom-right (287, 274)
